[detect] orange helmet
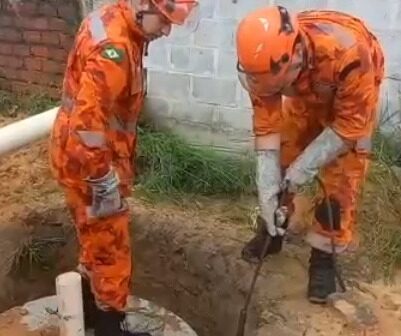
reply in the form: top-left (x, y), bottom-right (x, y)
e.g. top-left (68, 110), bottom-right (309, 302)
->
top-left (236, 6), bottom-right (301, 96)
top-left (150, 0), bottom-right (199, 25)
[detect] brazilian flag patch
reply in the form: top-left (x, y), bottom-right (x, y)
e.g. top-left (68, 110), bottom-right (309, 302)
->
top-left (101, 45), bottom-right (124, 63)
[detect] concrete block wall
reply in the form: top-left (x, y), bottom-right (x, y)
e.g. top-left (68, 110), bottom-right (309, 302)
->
top-left (91, 0), bottom-right (401, 151)
top-left (142, 0), bottom-right (254, 152)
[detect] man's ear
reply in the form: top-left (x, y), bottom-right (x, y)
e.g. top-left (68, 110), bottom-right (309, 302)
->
top-left (132, 0), bottom-right (150, 11)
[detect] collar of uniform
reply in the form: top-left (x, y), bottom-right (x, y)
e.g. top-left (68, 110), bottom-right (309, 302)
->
top-left (299, 27), bottom-right (315, 71)
top-left (290, 27), bottom-right (315, 86)
top-left (285, 28), bottom-right (316, 94)
top-left (118, 0), bottom-right (147, 41)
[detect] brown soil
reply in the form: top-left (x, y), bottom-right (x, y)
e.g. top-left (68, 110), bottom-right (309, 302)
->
top-left (0, 116), bottom-right (401, 336)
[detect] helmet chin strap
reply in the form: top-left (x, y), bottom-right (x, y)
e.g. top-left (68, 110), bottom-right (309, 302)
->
top-left (133, 0), bottom-right (160, 30)
top-left (134, 11), bottom-right (150, 55)
top-left (131, 0), bottom-right (151, 24)
top-left (129, 0), bottom-right (165, 54)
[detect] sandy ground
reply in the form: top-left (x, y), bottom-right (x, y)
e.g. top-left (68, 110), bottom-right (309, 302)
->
top-left (0, 115), bottom-right (400, 335)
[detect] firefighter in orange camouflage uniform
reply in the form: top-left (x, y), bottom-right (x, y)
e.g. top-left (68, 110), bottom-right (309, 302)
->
top-left (236, 6), bottom-right (384, 303)
top-left (49, 0), bottom-right (198, 335)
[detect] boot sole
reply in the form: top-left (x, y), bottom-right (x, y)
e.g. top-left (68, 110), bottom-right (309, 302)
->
top-left (241, 249), bottom-right (265, 264)
top-left (308, 295), bottom-right (328, 305)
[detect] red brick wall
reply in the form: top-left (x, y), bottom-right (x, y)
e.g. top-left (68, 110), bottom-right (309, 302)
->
top-left (0, 0), bottom-right (81, 98)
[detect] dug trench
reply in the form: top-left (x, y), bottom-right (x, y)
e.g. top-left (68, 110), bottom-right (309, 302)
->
top-left (1, 195), bottom-right (381, 336)
top-left (0, 199), bottom-right (262, 336)
top-left (1, 141), bottom-right (401, 335)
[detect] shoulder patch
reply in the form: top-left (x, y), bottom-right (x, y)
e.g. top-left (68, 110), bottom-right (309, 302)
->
top-left (101, 45), bottom-right (124, 63)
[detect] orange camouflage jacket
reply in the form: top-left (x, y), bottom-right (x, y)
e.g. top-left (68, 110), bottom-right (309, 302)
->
top-left (49, 1), bottom-right (147, 194)
top-left (252, 10), bottom-right (385, 143)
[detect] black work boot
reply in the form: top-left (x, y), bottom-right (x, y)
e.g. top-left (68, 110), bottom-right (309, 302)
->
top-left (241, 216), bottom-right (284, 264)
top-left (94, 309), bottom-right (151, 336)
top-left (308, 248), bottom-right (336, 304)
top-left (82, 276), bottom-right (96, 330)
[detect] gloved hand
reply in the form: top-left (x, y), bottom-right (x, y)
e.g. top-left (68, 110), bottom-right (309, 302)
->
top-left (87, 168), bottom-right (126, 218)
top-left (256, 150), bottom-right (284, 237)
top-left (260, 193), bottom-right (285, 236)
top-left (241, 208), bottom-right (289, 264)
top-left (284, 127), bottom-right (349, 192)
top-left (242, 149), bottom-right (288, 264)
top-left (283, 164), bottom-right (312, 193)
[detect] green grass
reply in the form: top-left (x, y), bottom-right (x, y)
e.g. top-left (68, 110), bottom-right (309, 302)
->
top-left (135, 126), bottom-right (256, 197)
top-left (8, 236), bottom-right (65, 275)
top-left (372, 130), bottom-right (401, 167)
top-left (1, 232), bottom-right (65, 274)
top-left (356, 130), bottom-right (401, 280)
top-left (0, 90), bottom-right (59, 117)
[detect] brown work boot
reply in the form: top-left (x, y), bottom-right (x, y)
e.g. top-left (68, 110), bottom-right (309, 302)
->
top-left (241, 216), bottom-right (284, 264)
top-left (94, 309), bottom-right (151, 336)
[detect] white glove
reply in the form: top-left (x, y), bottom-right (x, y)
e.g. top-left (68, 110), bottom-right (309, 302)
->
top-left (284, 127), bottom-right (349, 192)
top-left (283, 165), bottom-right (311, 193)
top-left (256, 150), bottom-right (285, 236)
top-left (88, 168), bottom-right (119, 195)
top-left (86, 168), bottom-right (125, 218)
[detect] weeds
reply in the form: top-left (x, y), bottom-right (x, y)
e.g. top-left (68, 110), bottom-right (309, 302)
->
top-left (135, 126), bottom-right (256, 197)
top-left (26, 94), bottom-right (59, 116)
top-left (0, 90), bottom-right (58, 117)
top-left (9, 236), bottom-right (65, 274)
top-left (356, 130), bottom-right (401, 280)
top-left (372, 131), bottom-right (401, 167)
top-left (0, 90), bottom-right (15, 113)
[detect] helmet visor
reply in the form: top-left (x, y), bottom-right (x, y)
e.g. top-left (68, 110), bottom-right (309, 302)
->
top-left (155, 0), bottom-right (199, 38)
top-left (171, 1), bottom-right (199, 38)
top-left (157, 0), bottom-right (199, 25)
top-left (237, 61), bottom-right (302, 97)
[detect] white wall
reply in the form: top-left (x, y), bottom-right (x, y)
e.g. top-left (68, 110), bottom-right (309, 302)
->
top-left (89, 0), bottom-right (401, 152)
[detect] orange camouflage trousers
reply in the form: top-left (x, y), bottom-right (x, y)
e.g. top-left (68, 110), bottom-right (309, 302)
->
top-left (280, 95), bottom-right (379, 252)
top-left (65, 186), bottom-right (132, 311)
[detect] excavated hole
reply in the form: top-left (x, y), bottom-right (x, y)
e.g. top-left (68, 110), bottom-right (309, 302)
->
top-left (0, 205), bottom-right (260, 336)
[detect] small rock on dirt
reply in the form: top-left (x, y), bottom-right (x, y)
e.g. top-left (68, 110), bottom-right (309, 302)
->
top-left (382, 293), bottom-right (401, 311)
top-left (329, 293), bottom-right (379, 334)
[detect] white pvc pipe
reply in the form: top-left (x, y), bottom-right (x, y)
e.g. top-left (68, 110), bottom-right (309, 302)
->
top-left (0, 106), bottom-right (59, 157)
top-left (56, 271), bottom-right (85, 336)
